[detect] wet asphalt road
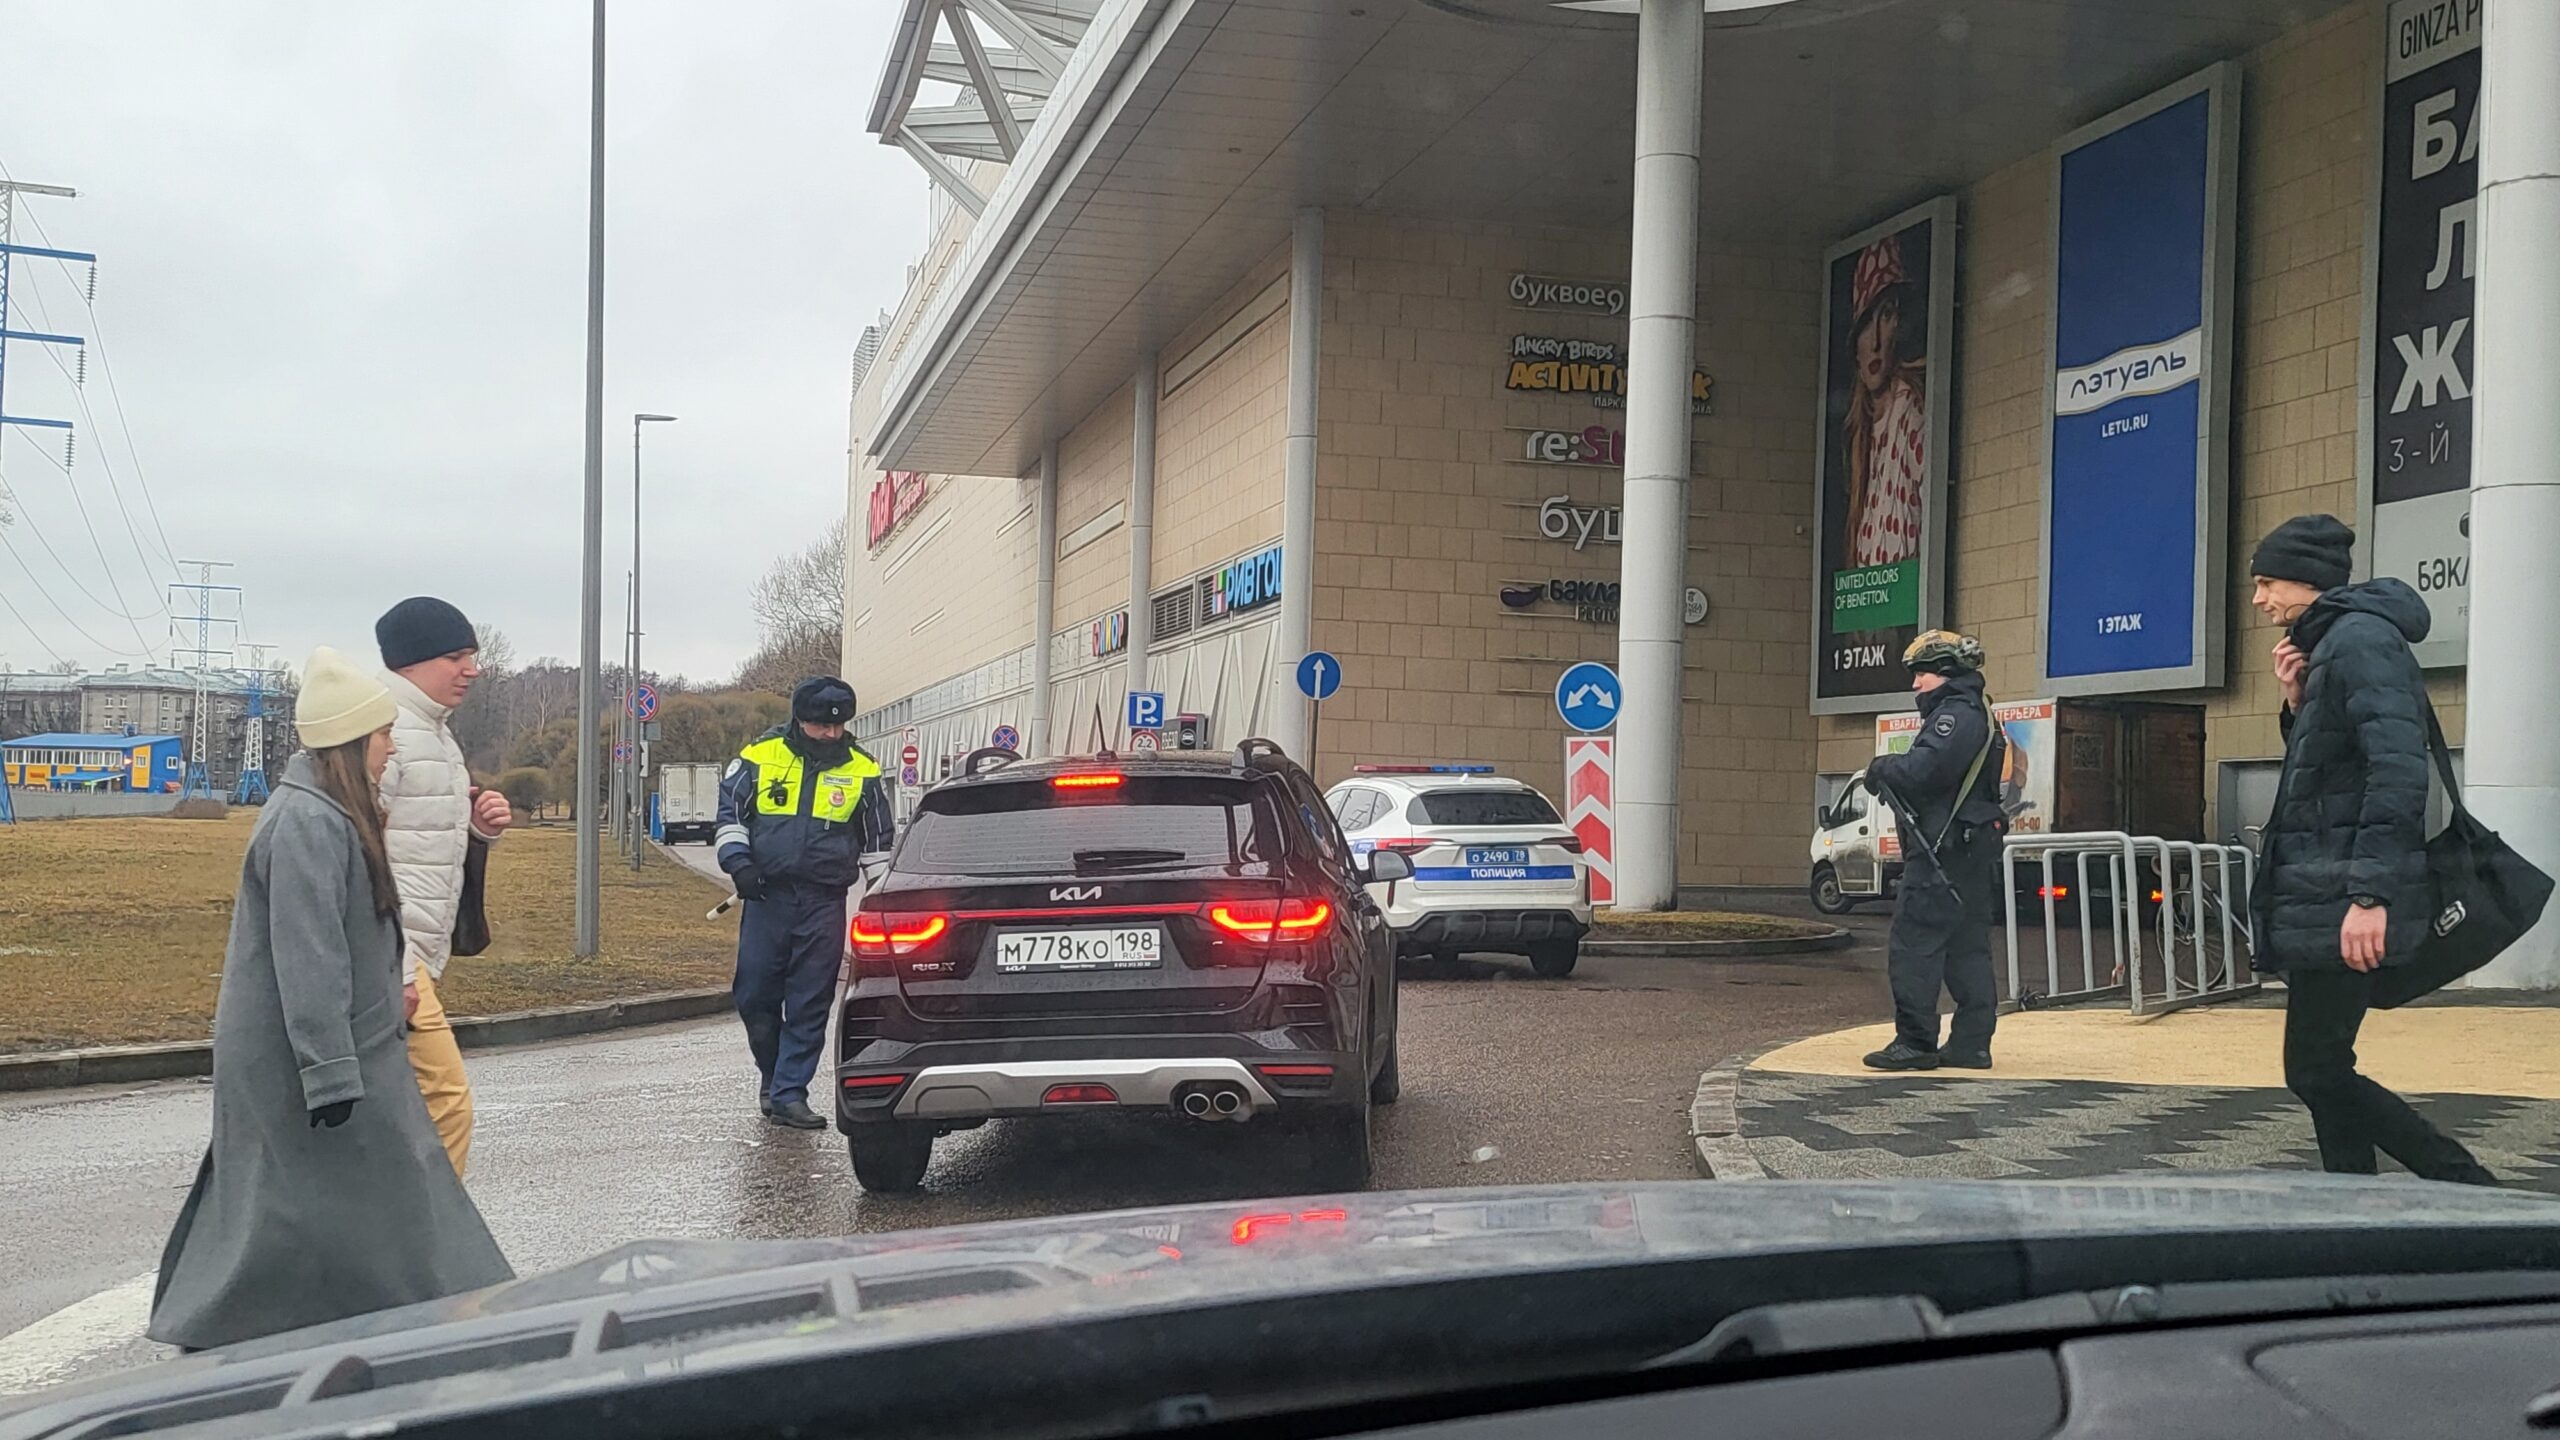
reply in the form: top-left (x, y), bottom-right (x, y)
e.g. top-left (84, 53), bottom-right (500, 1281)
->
top-left (0, 935), bottom-right (1881, 1392)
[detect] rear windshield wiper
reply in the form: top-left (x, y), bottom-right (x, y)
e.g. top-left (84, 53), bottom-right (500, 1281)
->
top-left (1072, 848), bottom-right (1195, 873)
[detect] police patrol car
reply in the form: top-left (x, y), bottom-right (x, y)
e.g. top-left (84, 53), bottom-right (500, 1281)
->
top-left (1325, 766), bottom-right (1591, 977)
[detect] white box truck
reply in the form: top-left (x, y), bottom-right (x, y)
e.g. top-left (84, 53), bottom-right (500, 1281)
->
top-left (656, 762), bottom-right (725, 846)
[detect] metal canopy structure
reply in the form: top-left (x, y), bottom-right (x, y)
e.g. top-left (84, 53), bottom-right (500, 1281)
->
top-left (871, 0), bottom-right (1106, 216)
top-left (862, 0), bottom-right (2354, 480)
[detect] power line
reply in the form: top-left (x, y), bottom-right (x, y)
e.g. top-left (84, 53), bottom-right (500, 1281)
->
top-left (0, 522), bottom-right (153, 658)
top-left (2, 426), bottom-right (164, 624)
top-left (0, 584), bottom-right (70, 668)
top-left (1, 211), bottom-right (179, 612)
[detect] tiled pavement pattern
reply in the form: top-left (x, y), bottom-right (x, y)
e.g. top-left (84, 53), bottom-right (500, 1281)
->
top-left (1738, 1070), bottom-right (2560, 1196)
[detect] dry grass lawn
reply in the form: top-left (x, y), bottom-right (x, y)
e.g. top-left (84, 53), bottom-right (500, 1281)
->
top-left (0, 813), bottom-right (738, 1054)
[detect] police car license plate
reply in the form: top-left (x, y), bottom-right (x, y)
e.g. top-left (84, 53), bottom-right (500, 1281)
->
top-left (996, 927), bottom-right (1162, 973)
top-left (1464, 847), bottom-right (1530, 866)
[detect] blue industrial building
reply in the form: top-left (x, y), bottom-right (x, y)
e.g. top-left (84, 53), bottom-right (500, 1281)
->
top-left (1, 733), bottom-right (186, 792)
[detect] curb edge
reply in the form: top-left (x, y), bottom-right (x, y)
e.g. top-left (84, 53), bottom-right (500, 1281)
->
top-left (0, 987), bottom-right (734, 1094)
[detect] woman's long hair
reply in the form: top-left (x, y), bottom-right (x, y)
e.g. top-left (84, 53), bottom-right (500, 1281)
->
top-left (307, 736), bottom-right (401, 920)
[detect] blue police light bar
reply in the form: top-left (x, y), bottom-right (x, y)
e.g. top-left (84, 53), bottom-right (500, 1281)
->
top-left (1352, 764), bottom-right (1496, 775)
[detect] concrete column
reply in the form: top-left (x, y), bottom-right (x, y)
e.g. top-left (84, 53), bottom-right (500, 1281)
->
top-left (1128, 356), bottom-right (1160, 695)
top-left (1027, 441), bottom-right (1060, 758)
top-left (2461, 0), bottom-right (2560, 988)
top-left (1270, 206), bottom-right (1322, 760)
top-left (1610, 0), bottom-right (1702, 912)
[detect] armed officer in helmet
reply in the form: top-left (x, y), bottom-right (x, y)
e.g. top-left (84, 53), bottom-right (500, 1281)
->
top-left (715, 676), bottom-right (894, 1128)
top-left (1861, 630), bottom-right (2008, 1072)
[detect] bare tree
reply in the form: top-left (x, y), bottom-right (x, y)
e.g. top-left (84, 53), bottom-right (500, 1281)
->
top-left (735, 517), bottom-right (846, 694)
top-left (749, 517), bottom-right (846, 641)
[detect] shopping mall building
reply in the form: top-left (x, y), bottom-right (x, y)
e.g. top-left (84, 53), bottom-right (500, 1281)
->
top-left (841, 0), bottom-right (2559, 985)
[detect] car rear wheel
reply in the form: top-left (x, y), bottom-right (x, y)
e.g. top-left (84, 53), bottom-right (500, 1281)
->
top-left (1810, 862), bottom-right (1855, 915)
top-left (846, 1122), bottom-right (935, 1193)
top-left (1296, 1100), bottom-right (1373, 1191)
top-left (1527, 941), bottom-right (1579, 978)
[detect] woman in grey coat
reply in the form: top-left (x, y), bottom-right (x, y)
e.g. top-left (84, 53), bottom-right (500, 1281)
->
top-left (149, 648), bottom-right (512, 1352)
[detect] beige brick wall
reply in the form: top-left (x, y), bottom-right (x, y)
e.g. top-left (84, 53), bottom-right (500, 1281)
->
top-left (841, 471), bottom-right (1039, 709)
top-left (1054, 380), bottom-right (1136, 639)
top-left (1155, 253), bottom-right (1291, 584)
top-left (839, 174), bottom-right (1039, 717)
top-left (1311, 213), bottom-right (1820, 886)
top-left (1815, 2), bottom-right (2458, 824)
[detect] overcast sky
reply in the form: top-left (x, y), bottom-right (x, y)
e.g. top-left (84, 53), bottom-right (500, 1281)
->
top-left (0, 1), bottom-right (924, 683)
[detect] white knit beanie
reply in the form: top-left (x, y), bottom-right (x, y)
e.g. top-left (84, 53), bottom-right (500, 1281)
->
top-left (296, 646), bottom-right (399, 750)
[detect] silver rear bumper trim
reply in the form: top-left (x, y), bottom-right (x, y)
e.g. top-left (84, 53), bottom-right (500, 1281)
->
top-left (889, 1058), bottom-right (1280, 1119)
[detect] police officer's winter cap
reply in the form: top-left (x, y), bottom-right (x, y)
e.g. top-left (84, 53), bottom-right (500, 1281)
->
top-left (1902, 629), bottom-right (1985, 677)
top-left (375, 596), bottom-right (477, 671)
top-left (793, 676), bottom-right (857, 725)
top-left (2249, 514), bottom-right (2354, 592)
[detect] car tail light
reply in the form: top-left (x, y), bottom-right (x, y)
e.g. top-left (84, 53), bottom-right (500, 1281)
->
top-left (1042, 1083), bottom-right (1118, 1105)
top-left (1051, 773), bottom-right (1124, 790)
top-left (1545, 834), bottom-right (1585, 854)
top-left (2150, 889), bottom-right (2166, 904)
top-left (2039, 885), bottom-right (2071, 900)
top-left (1206, 898), bottom-right (1331, 942)
top-left (1255, 1063), bottom-right (1335, 1080)
top-left (841, 1073), bottom-right (906, 1093)
top-left (1370, 837), bottom-right (1436, 856)
top-left (849, 911), bottom-right (950, 961)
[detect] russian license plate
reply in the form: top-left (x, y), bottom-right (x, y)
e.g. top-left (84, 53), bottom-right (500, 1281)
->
top-left (1464, 847), bottom-right (1530, 866)
top-left (996, 927), bottom-right (1162, 972)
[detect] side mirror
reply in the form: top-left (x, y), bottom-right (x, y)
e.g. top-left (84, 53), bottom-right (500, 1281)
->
top-left (1364, 850), bottom-right (1414, 884)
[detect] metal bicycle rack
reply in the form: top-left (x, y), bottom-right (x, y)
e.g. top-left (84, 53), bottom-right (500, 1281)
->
top-left (2003, 832), bottom-right (2261, 1016)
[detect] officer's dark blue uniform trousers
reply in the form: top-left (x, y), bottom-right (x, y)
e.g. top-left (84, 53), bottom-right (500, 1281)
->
top-left (734, 882), bottom-right (846, 1109)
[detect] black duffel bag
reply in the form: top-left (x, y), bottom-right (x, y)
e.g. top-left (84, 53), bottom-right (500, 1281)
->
top-left (2370, 707), bottom-right (2555, 1008)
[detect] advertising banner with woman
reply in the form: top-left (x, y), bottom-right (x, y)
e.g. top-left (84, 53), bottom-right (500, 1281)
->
top-left (1810, 197), bottom-right (1957, 713)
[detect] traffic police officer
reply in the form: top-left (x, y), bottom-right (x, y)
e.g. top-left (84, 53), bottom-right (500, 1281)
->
top-left (1861, 630), bottom-right (2007, 1072)
top-left (715, 676), bottom-right (894, 1128)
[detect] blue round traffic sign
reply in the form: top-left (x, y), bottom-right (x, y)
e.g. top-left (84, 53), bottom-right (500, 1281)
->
top-left (628, 683), bottom-right (658, 721)
top-left (1295, 651), bottom-right (1343, 700)
top-left (1554, 661), bottom-right (1620, 732)
top-left (991, 724), bottom-right (1021, 752)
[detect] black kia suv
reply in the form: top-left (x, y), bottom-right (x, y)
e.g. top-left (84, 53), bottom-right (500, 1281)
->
top-left (836, 740), bottom-right (1410, 1194)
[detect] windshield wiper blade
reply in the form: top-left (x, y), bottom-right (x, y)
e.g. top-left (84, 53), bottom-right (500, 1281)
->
top-left (1072, 848), bottom-right (1192, 872)
top-left (1646, 1270), bottom-right (2560, 1368)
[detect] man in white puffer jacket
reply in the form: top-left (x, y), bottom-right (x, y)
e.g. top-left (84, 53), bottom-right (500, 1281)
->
top-left (376, 597), bottom-right (512, 1178)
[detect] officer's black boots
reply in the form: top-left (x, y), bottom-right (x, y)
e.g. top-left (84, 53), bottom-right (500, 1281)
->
top-left (1938, 1047), bottom-right (1993, 1069)
top-left (1862, 1039), bottom-right (1941, 1071)
top-left (767, 1099), bottom-right (826, 1130)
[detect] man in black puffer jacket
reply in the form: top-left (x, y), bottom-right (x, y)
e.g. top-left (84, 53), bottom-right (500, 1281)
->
top-left (2247, 514), bottom-right (2492, 1184)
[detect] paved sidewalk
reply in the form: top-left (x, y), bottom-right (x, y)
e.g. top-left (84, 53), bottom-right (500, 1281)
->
top-left (1708, 1003), bottom-right (2560, 1195)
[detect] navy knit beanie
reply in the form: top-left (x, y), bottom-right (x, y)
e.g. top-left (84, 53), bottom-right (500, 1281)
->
top-left (376, 596), bottom-right (477, 670)
top-left (2248, 514), bottom-right (2354, 592)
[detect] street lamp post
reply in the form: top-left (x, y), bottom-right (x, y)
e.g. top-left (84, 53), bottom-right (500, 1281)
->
top-left (631, 412), bottom-right (677, 868)
top-left (575, 0), bottom-right (607, 957)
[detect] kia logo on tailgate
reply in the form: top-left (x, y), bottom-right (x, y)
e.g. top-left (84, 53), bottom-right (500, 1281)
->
top-left (1051, 885), bottom-right (1102, 902)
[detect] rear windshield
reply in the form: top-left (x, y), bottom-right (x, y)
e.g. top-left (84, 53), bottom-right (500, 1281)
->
top-left (897, 776), bottom-right (1285, 877)
top-left (1407, 788), bottom-right (1560, 827)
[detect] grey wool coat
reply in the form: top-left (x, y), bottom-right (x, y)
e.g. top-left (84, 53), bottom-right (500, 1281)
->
top-left (148, 754), bottom-right (512, 1351)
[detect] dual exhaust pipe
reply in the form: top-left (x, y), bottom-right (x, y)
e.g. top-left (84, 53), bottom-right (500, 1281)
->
top-left (1178, 1084), bottom-right (1249, 1121)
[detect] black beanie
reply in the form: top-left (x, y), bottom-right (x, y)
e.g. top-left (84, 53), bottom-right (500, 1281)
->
top-left (2249, 514), bottom-right (2354, 592)
top-left (793, 675), bottom-right (856, 725)
top-left (375, 596), bottom-right (477, 670)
